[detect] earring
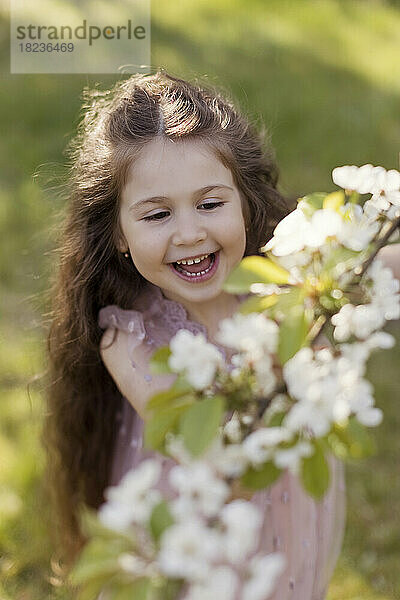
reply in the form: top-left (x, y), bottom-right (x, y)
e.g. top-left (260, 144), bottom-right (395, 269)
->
top-left (123, 251), bottom-right (129, 258)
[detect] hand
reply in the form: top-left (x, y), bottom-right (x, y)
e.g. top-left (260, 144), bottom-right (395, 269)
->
top-left (312, 332), bottom-right (331, 352)
top-left (377, 243), bottom-right (400, 281)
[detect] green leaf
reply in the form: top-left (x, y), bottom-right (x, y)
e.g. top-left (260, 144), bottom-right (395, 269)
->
top-left (149, 346), bottom-right (173, 375)
top-left (238, 294), bottom-right (278, 315)
top-left (163, 580), bottom-right (185, 600)
top-left (113, 579), bottom-right (151, 600)
top-left (264, 410), bottom-right (287, 428)
top-left (78, 507), bottom-right (133, 544)
top-left (180, 395), bottom-right (225, 457)
top-left (344, 417), bottom-right (376, 459)
top-left (328, 419), bottom-right (376, 460)
top-left (297, 192), bottom-right (327, 217)
top-left (323, 191), bottom-right (345, 211)
top-left (321, 246), bottom-right (360, 277)
top-left (144, 401), bottom-right (192, 452)
top-left (149, 501), bottom-right (174, 542)
top-left (68, 540), bottom-right (121, 586)
top-left (146, 378), bottom-right (194, 414)
top-left (74, 574), bottom-right (121, 600)
top-left (300, 442), bottom-right (330, 499)
top-left (240, 461), bottom-right (281, 490)
top-left (326, 430), bottom-right (350, 461)
top-left (271, 287), bottom-right (304, 318)
top-left (223, 256), bottom-right (289, 293)
top-left (278, 306), bottom-right (308, 364)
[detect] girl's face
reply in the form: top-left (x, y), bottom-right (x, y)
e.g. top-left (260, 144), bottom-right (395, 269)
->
top-left (118, 137), bottom-right (247, 306)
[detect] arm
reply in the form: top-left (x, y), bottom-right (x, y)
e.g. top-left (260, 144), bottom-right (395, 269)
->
top-left (100, 327), bottom-right (177, 420)
top-left (377, 242), bottom-right (400, 281)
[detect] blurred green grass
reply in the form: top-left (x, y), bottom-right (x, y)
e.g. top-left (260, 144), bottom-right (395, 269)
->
top-left (1, 0), bottom-right (399, 598)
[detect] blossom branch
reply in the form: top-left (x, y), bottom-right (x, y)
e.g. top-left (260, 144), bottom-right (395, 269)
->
top-left (356, 214), bottom-right (400, 279)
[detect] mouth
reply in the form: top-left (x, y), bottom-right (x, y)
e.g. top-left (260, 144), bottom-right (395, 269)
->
top-left (169, 251), bottom-right (219, 282)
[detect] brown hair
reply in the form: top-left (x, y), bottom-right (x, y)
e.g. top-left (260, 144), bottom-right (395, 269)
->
top-left (41, 69), bottom-right (289, 577)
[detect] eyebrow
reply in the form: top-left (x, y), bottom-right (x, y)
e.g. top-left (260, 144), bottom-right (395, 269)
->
top-left (129, 184), bottom-right (234, 211)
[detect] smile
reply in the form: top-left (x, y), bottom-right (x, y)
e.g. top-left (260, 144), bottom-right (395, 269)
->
top-left (169, 251), bottom-right (219, 282)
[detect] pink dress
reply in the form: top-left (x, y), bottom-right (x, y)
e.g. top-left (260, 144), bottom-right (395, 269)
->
top-left (98, 282), bottom-right (346, 600)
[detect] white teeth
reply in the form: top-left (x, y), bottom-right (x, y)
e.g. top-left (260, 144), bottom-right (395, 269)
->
top-left (174, 253), bottom-right (216, 277)
top-left (176, 253), bottom-right (210, 265)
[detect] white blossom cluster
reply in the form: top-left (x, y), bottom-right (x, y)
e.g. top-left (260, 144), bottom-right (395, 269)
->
top-left (262, 164), bottom-right (400, 275)
top-left (167, 313), bottom-right (280, 398)
top-left (98, 459), bottom-right (162, 532)
top-left (263, 201), bottom-right (378, 256)
top-left (159, 461), bottom-right (286, 600)
top-left (331, 259), bottom-right (400, 341)
top-left (168, 330), bottom-right (225, 390)
top-left (262, 202), bottom-right (380, 263)
top-left (98, 456), bottom-right (286, 600)
top-left (332, 164), bottom-right (400, 210)
top-left (282, 332), bottom-right (395, 436)
top-left (216, 313), bottom-right (279, 395)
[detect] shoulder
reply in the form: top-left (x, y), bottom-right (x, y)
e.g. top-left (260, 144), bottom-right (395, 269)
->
top-left (100, 327), bottom-right (177, 419)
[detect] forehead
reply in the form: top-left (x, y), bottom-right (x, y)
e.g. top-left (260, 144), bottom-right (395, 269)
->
top-left (122, 137), bottom-right (235, 201)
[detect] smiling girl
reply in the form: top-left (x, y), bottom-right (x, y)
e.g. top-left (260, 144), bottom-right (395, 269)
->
top-left (43, 70), bottom-right (398, 600)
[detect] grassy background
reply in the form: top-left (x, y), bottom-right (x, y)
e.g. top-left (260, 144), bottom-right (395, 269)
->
top-left (0, 0), bottom-right (399, 598)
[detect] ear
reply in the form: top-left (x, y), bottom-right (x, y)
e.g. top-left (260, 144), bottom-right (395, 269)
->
top-left (116, 233), bottom-right (129, 254)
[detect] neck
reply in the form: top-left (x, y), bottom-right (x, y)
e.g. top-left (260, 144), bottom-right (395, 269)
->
top-left (162, 288), bottom-right (241, 342)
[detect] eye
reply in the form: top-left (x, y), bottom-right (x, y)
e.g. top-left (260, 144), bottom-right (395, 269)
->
top-left (143, 201), bottom-right (224, 222)
top-left (143, 211), bottom-right (169, 222)
top-left (199, 201), bottom-right (224, 210)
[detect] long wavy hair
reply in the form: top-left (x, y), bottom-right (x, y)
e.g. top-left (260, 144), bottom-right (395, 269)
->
top-left (41, 69), bottom-right (289, 577)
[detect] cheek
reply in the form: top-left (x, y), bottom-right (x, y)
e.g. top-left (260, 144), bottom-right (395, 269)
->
top-left (129, 228), bottom-right (166, 266)
top-left (223, 207), bottom-right (246, 245)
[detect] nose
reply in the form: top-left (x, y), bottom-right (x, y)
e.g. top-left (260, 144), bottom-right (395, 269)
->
top-left (171, 211), bottom-right (207, 247)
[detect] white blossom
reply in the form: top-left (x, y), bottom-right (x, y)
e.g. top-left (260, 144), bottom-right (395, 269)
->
top-left (283, 400), bottom-right (333, 437)
top-left (306, 208), bottom-right (344, 247)
top-left (202, 436), bottom-right (249, 478)
top-left (262, 208), bottom-right (310, 256)
top-left (168, 330), bottom-right (225, 390)
top-left (117, 553), bottom-right (158, 578)
top-left (158, 519), bottom-right (222, 581)
top-left (169, 462), bottom-right (230, 519)
top-left (166, 434), bottom-right (249, 478)
top-left (216, 313), bottom-right (279, 359)
top-left (274, 251), bottom-right (312, 272)
top-left (250, 283), bottom-right (281, 295)
top-left (241, 553), bottom-right (287, 600)
top-left (365, 331), bottom-right (395, 350)
top-left (331, 303), bottom-right (384, 341)
top-left (332, 165), bottom-right (365, 191)
top-left (336, 203), bottom-right (379, 251)
top-left (368, 260), bottom-right (400, 320)
top-left (357, 407), bottom-right (383, 427)
top-left (332, 164), bottom-right (400, 195)
top-left (99, 459), bottom-right (161, 531)
top-left (219, 500), bottom-right (263, 563)
top-left (184, 566), bottom-right (239, 600)
top-left (223, 412), bottom-right (242, 443)
top-left (263, 208), bottom-right (343, 257)
top-left (386, 205), bottom-right (400, 221)
top-left (242, 427), bottom-right (293, 466)
top-left (273, 440), bottom-right (314, 475)
top-left (253, 354), bottom-right (277, 396)
top-left (332, 258), bottom-right (400, 340)
top-left (283, 343), bottom-right (384, 435)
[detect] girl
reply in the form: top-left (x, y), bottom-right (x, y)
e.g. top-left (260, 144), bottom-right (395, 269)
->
top-left (43, 70), bottom-right (397, 599)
